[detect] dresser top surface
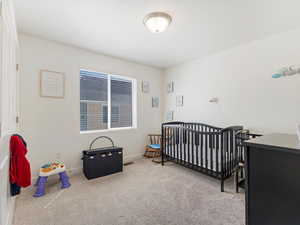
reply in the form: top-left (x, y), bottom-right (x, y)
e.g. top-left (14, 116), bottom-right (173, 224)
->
top-left (245, 133), bottom-right (300, 152)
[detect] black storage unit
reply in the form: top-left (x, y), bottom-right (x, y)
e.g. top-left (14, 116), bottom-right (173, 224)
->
top-left (245, 134), bottom-right (300, 225)
top-left (82, 136), bottom-right (123, 180)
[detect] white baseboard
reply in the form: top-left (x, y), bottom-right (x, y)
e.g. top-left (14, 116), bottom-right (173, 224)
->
top-left (6, 197), bottom-right (15, 225)
top-left (124, 153), bottom-right (143, 163)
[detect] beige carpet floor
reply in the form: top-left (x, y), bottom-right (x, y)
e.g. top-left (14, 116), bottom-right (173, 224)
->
top-left (14, 159), bottom-right (245, 225)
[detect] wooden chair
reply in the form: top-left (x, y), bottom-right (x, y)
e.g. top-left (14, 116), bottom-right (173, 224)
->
top-left (144, 134), bottom-right (161, 160)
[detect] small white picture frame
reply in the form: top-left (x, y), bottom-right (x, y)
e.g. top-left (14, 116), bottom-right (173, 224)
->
top-left (40, 70), bottom-right (65, 98)
top-left (142, 81), bottom-right (150, 93)
top-left (166, 111), bottom-right (174, 121)
top-left (167, 81), bottom-right (174, 93)
top-left (152, 97), bottom-right (159, 108)
top-left (176, 95), bottom-right (184, 107)
top-left (297, 124), bottom-right (300, 141)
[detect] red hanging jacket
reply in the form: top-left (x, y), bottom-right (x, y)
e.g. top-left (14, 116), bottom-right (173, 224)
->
top-left (10, 135), bottom-right (31, 187)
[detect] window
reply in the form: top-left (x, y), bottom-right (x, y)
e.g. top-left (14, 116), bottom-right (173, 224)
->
top-left (80, 69), bottom-right (136, 132)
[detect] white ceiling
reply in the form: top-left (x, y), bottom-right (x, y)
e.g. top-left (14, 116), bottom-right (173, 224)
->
top-left (13, 0), bottom-right (300, 69)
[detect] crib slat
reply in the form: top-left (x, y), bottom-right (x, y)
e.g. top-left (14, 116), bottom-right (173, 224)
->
top-left (177, 127), bottom-right (180, 162)
top-left (205, 126), bottom-right (208, 171)
top-left (231, 130), bottom-right (233, 176)
top-left (183, 125), bottom-right (185, 163)
top-left (174, 127), bottom-right (177, 162)
top-left (169, 127), bottom-right (172, 157)
top-left (220, 130), bottom-right (223, 174)
top-left (165, 127), bottom-right (167, 158)
top-left (180, 126), bottom-right (182, 163)
top-left (196, 125), bottom-right (199, 167)
top-left (226, 131), bottom-right (229, 177)
top-left (216, 130), bottom-right (219, 173)
top-left (191, 125), bottom-right (195, 167)
top-left (212, 128), bottom-right (215, 172)
top-left (227, 131), bottom-right (230, 178)
top-left (200, 125), bottom-right (203, 167)
top-left (208, 128), bottom-right (211, 172)
top-left (187, 125), bottom-right (190, 167)
top-left (163, 126), bottom-right (166, 163)
top-left (230, 130), bottom-right (233, 176)
top-left (224, 131), bottom-right (227, 177)
top-left (229, 130), bottom-right (232, 177)
top-left (173, 127), bottom-right (176, 160)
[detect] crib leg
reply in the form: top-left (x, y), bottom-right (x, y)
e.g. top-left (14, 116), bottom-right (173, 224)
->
top-left (235, 169), bottom-right (239, 193)
top-left (221, 179), bottom-right (224, 192)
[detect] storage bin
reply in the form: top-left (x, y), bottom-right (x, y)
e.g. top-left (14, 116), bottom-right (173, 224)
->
top-left (82, 136), bottom-right (123, 180)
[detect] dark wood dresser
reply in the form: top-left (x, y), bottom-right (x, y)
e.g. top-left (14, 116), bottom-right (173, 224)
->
top-left (245, 133), bottom-right (300, 225)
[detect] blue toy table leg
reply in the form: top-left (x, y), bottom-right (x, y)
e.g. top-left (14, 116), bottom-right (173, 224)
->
top-left (59, 171), bottom-right (71, 189)
top-left (33, 176), bottom-right (48, 197)
top-left (34, 176), bottom-right (40, 186)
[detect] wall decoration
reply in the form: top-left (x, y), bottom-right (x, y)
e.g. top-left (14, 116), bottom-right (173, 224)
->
top-left (166, 111), bottom-right (174, 121)
top-left (167, 81), bottom-right (174, 93)
top-left (272, 65), bottom-right (300, 78)
top-left (209, 97), bottom-right (218, 103)
top-left (176, 95), bottom-right (184, 107)
top-left (152, 97), bottom-right (159, 108)
top-left (142, 81), bottom-right (150, 93)
top-left (40, 70), bottom-right (65, 98)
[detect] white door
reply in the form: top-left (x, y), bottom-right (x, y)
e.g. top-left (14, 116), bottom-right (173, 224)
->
top-left (0, 0), bottom-right (19, 224)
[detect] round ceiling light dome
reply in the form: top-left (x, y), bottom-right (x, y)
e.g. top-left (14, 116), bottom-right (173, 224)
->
top-left (143, 12), bottom-right (172, 33)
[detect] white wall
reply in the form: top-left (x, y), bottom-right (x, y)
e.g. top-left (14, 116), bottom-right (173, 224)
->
top-left (164, 28), bottom-right (300, 134)
top-left (19, 34), bottom-right (163, 176)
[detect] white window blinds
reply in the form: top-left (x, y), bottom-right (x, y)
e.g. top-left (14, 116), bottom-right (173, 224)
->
top-left (80, 70), bottom-right (108, 131)
top-left (111, 76), bottom-right (132, 128)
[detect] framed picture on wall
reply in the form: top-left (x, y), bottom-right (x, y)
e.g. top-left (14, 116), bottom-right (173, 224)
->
top-left (152, 97), bottom-right (159, 108)
top-left (166, 110), bottom-right (174, 121)
top-left (167, 81), bottom-right (174, 93)
top-left (142, 81), bottom-right (150, 93)
top-left (40, 70), bottom-right (65, 98)
top-left (176, 95), bottom-right (184, 107)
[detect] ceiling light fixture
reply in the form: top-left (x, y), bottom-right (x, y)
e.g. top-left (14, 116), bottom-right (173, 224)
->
top-left (143, 12), bottom-right (172, 33)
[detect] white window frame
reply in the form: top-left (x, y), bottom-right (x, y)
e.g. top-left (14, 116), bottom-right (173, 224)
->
top-left (80, 68), bottom-right (137, 134)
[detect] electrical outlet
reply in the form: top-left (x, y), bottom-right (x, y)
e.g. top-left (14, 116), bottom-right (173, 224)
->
top-left (56, 153), bottom-right (61, 160)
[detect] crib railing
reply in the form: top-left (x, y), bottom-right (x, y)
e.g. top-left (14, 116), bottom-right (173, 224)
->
top-left (161, 122), bottom-right (243, 192)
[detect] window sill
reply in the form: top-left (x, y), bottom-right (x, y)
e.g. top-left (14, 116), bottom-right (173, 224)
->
top-left (80, 127), bottom-right (137, 134)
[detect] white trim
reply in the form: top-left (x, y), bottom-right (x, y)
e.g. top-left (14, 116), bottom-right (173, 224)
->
top-left (80, 127), bottom-right (137, 134)
top-left (6, 198), bottom-right (15, 225)
top-left (131, 79), bottom-right (137, 128)
top-left (0, 155), bottom-right (8, 171)
top-left (110, 73), bottom-right (136, 82)
top-left (80, 99), bottom-right (106, 103)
